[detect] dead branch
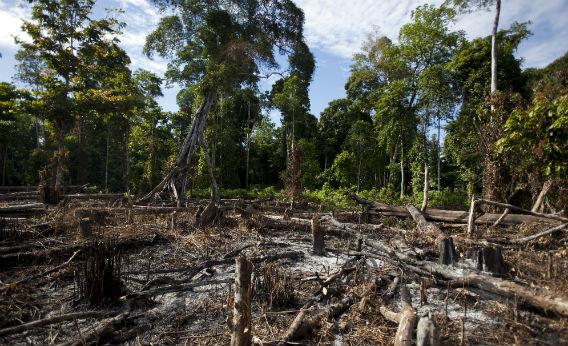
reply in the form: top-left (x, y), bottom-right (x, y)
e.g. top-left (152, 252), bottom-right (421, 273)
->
top-left (508, 223), bottom-right (568, 244)
top-left (56, 312), bottom-right (128, 346)
top-left (0, 310), bottom-right (119, 337)
top-left (3, 250), bottom-right (81, 288)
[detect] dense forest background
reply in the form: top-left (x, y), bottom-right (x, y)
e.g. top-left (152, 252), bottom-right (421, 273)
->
top-left (0, 0), bottom-right (566, 211)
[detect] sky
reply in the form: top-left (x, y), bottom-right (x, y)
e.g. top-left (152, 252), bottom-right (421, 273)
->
top-left (1, 0), bottom-right (567, 124)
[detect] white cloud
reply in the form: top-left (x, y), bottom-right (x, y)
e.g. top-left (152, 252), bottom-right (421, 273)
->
top-left (0, 1), bottom-right (30, 47)
top-left (293, 0), bottom-right (568, 67)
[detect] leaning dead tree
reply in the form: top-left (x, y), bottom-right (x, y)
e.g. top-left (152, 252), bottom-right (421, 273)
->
top-left (138, 0), bottom-right (314, 214)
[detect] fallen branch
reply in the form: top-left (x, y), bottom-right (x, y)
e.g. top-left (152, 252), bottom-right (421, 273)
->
top-left (56, 312), bottom-right (128, 346)
top-left (508, 223), bottom-right (568, 244)
top-left (0, 310), bottom-right (119, 337)
top-left (3, 250), bottom-right (81, 288)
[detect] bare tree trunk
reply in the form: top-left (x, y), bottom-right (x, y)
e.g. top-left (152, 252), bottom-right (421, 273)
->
top-left (2, 146), bottom-right (6, 186)
top-left (199, 134), bottom-right (220, 203)
top-left (422, 163), bottom-right (429, 211)
top-left (357, 146), bottom-right (362, 192)
top-left (400, 141), bottom-right (405, 198)
top-left (437, 117), bottom-right (441, 191)
top-left (105, 122), bottom-right (110, 193)
top-left (491, 0), bottom-right (501, 95)
top-left (149, 118), bottom-right (157, 188)
top-left (246, 101), bottom-right (251, 190)
top-left (140, 90), bottom-right (216, 203)
top-left (124, 121), bottom-right (130, 193)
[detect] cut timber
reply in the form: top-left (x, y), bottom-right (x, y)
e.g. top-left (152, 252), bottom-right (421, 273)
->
top-left (231, 256), bottom-right (253, 346)
top-left (350, 193), bottom-right (556, 225)
top-left (417, 316), bottom-right (440, 346)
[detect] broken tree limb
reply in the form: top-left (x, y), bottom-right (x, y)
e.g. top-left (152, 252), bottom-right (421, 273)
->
top-left (3, 250), bottom-right (81, 288)
top-left (231, 256), bottom-right (253, 346)
top-left (56, 312), bottom-right (128, 346)
top-left (275, 292), bottom-right (359, 344)
top-left (0, 310), bottom-right (119, 337)
top-left (395, 285), bottom-right (417, 346)
top-left (492, 208), bottom-right (510, 227)
top-left (508, 223), bottom-right (568, 244)
top-left (532, 179), bottom-right (553, 213)
top-left (379, 285), bottom-right (417, 346)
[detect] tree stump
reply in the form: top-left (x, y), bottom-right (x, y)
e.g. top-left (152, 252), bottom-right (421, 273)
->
top-left (230, 256), bottom-right (253, 346)
top-left (468, 246), bottom-right (507, 275)
top-left (438, 237), bottom-right (459, 265)
top-left (311, 214), bottom-right (325, 256)
top-left (417, 316), bottom-right (440, 346)
top-left (79, 217), bottom-right (92, 239)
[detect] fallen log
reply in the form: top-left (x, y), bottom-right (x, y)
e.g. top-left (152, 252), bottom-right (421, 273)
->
top-left (56, 312), bottom-right (128, 346)
top-left (275, 292), bottom-right (359, 344)
top-left (0, 191), bottom-right (39, 201)
top-left (378, 285), bottom-right (417, 346)
top-left (2, 250), bottom-right (81, 288)
top-left (0, 310), bottom-right (119, 337)
top-left (365, 239), bottom-right (568, 317)
top-left (0, 203), bottom-right (46, 216)
top-left (350, 193), bottom-right (555, 225)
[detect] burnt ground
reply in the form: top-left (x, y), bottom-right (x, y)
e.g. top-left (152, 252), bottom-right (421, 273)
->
top-left (1, 196), bottom-right (567, 345)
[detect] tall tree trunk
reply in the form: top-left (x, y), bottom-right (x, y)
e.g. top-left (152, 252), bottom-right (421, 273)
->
top-left (357, 147), bottom-right (362, 192)
top-left (124, 121), bottom-right (130, 193)
top-left (437, 117), bottom-right (441, 191)
top-left (400, 141), bottom-right (405, 198)
top-left (149, 118), bottom-right (157, 187)
top-left (105, 122), bottom-right (110, 192)
top-left (199, 134), bottom-right (220, 203)
top-left (421, 163), bottom-right (429, 211)
top-left (491, 0), bottom-right (501, 95)
top-left (2, 146), bottom-right (7, 186)
top-left (140, 90), bottom-right (216, 203)
top-left (245, 101), bottom-right (251, 190)
top-left (53, 132), bottom-right (65, 195)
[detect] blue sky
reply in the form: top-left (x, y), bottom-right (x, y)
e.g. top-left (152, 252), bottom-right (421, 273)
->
top-left (1, 0), bottom-right (567, 124)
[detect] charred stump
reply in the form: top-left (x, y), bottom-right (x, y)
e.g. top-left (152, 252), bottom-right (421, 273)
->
top-left (311, 213), bottom-right (325, 256)
top-left (438, 237), bottom-right (459, 265)
top-left (230, 256), bottom-right (253, 346)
